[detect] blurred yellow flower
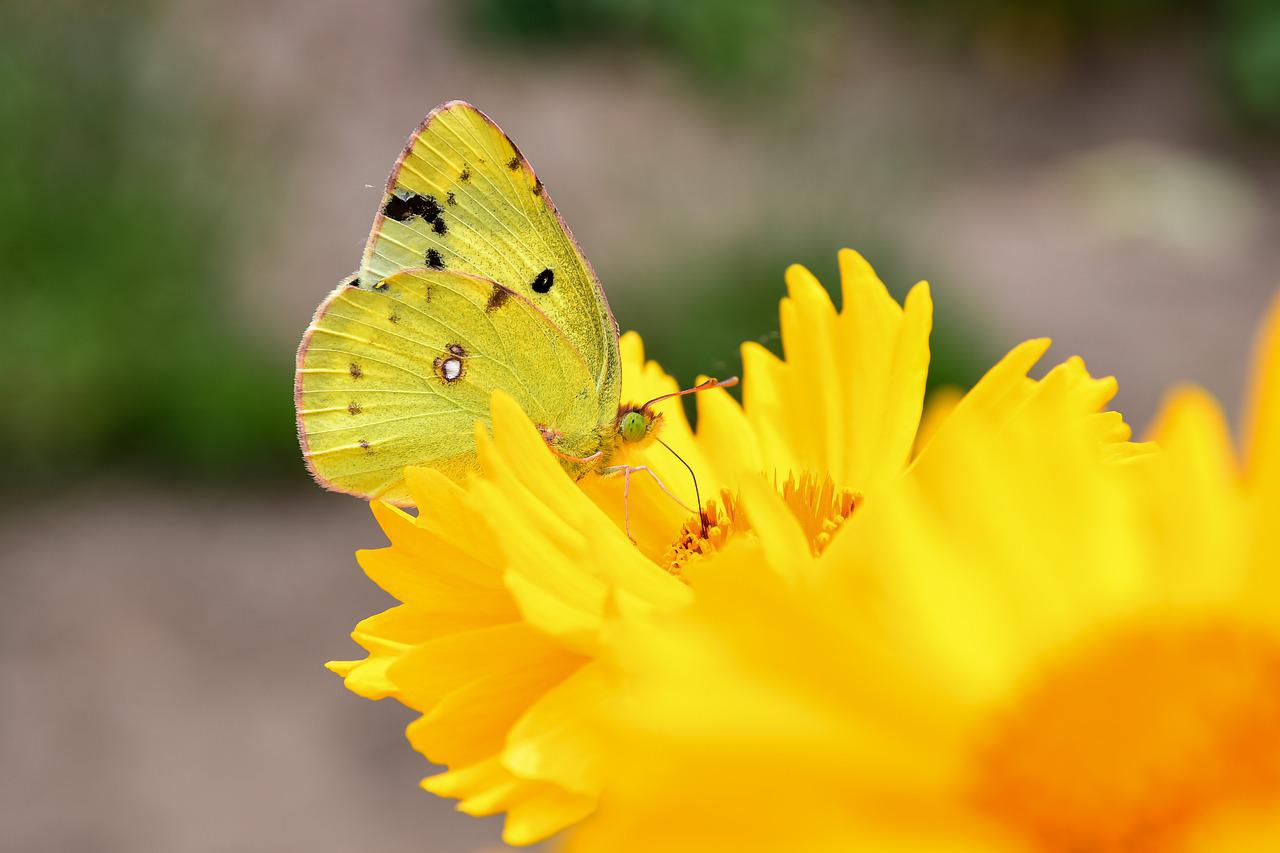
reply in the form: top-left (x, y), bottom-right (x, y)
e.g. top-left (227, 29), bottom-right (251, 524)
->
top-left (572, 295), bottom-right (1280, 852)
top-left (326, 249), bottom-right (1141, 846)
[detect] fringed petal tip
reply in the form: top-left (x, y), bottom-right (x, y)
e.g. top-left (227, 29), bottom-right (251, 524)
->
top-left (324, 655), bottom-right (401, 701)
top-left (325, 659), bottom-right (358, 677)
top-left (421, 768), bottom-right (594, 847)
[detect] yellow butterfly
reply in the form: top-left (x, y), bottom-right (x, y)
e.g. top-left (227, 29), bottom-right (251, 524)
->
top-left (295, 101), bottom-right (734, 512)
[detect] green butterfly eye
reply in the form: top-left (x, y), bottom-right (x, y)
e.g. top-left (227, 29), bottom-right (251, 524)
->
top-left (620, 410), bottom-right (647, 443)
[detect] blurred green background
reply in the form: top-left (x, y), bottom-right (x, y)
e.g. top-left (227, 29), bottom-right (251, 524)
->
top-left (3, 2), bottom-right (1278, 852)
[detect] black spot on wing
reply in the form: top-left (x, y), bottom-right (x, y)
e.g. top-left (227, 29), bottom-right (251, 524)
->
top-left (348, 401), bottom-right (361, 415)
top-left (345, 275), bottom-right (360, 288)
top-left (486, 284), bottom-right (511, 313)
top-left (349, 363), bottom-right (363, 379)
top-left (358, 438), bottom-right (371, 452)
top-left (425, 248), bottom-right (445, 269)
top-left (446, 191), bottom-right (457, 206)
top-left (531, 268), bottom-right (554, 294)
top-left (382, 195), bottom-right (412, 221)
top-left (383, 189), bottom-right (442, 223)
top-left (383, 185), bottom-right (447, 234)
top-left (506, 156), bottom-right (521, 171)
top-left (459, 166), bottom-right (471, 182)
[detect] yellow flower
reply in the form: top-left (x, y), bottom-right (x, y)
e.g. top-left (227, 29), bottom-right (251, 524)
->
top-left (582, 249), bottom-right (938, 564)
top-left (572, 295), bottom-right (1280, 852)
top-left (325, 359), bottom-right (692, 846)
top-left (325, 250), bottom-right (937, 841)
top-left (326, 249), bottom-right (1136, 845)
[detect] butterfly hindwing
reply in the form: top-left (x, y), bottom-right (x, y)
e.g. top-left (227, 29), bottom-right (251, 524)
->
top-left (296, 268), bottom-right (604, 505)
top-left (358, 101), bottom-right (621, 429)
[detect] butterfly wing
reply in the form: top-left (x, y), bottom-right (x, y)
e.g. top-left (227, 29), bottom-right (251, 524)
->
top-left (357, 101), bottom-right (620, 427)
top-left (296, 268), bottom-right (603, 506)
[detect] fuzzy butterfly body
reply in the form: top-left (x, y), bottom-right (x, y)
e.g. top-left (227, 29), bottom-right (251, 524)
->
top-left (296, 101), bottom-right (630, 506)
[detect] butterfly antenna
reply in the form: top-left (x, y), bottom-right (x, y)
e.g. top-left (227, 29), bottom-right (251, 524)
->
top-left (640, 376), bottom-right (739, 411)
top-left (643, 377), bottom-right (737, 536)
top-left (656, 438), bottom-right (706, 536)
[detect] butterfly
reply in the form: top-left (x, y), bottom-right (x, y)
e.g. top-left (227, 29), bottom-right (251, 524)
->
top-left (295, 101), bottom-right (735, 515)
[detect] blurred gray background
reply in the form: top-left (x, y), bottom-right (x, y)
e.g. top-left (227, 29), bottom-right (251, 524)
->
top-left (3, 0), bottom-right (1278, 850)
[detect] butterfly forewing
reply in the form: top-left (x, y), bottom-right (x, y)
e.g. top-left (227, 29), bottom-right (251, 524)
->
top-left (358, 101), bottom-right (620, 424)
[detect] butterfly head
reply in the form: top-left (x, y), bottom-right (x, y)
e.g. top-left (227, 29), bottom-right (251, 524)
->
top-left (615, 405), bottom-right (662, 447)
top-left (615, 376), bottom-right (740, 448)
top-left (618, 409), bottom-right (650, 443)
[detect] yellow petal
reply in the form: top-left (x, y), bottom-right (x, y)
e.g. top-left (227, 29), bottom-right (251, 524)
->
top-left (502, 786), bottom-right (596, 846)
top-left (355, 546), bottom-right (514, 617)
top-left (735, 473), bottom-right (812, 584)
top-left (740, 250), bottom-right (933, 495)
top-left (836, 250), bottom-right (933, 492)
top-left (503, 661), bottom-right (610, 796)
top-left (424, 758), bottom-right (593, 845)
top-left (390, 621), bottom-right (583, 713)
top-left (469, 392), bottom-right (689, 653)
top-left (423, 755), bottom-right (511, 801)
top-left (406, 651), bottom-right (581, 767)
top-left (740, 340), bottom-right (799, 478)
top-left (693, 383), bottom-right (762, 492)
top-left (780, 262), bottom-right (846, 477)
top-left (1144, 386), bottom-right (1248, 607)
top-left (327, 604), bottom-right (479, 702)
top-left (913, 385), bottom-right (963, 459)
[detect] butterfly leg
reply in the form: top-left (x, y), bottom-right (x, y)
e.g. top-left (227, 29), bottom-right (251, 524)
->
top-left (623, 464), bottom-right (635, 543)
top-left (625, 466), bottom-right (698, 514)
top-left (543, 437), bottom-right (603, 466)
top-left (600, 464), bottom-right (698, 544)
top-left (599, 464), bottom-right (638, 542)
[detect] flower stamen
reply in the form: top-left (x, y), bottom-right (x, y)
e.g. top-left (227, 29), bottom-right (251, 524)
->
top-left (663, 473), bottom-right (860, 578)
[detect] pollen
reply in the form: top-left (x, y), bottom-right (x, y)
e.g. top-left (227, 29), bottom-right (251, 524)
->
top-left (664, 491), bottom-right (739, 580)
top-left (973, 622), bottom-right (1280, 851)
top-left (664, 473), bottom-right (860, 578)
top-left (777, 471), bottom-right (860, 556)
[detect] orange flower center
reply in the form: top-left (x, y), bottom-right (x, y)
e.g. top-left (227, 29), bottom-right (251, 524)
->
top-left (664, 472), bottom-right (859, 578)
top-left (974, 621), bottom-right (1280, 851)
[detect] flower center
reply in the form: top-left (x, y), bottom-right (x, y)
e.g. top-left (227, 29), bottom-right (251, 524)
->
top-left (663, 472), bottom-right (859, 578)
top-left (973, 621), bottom-right (1280, 851)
